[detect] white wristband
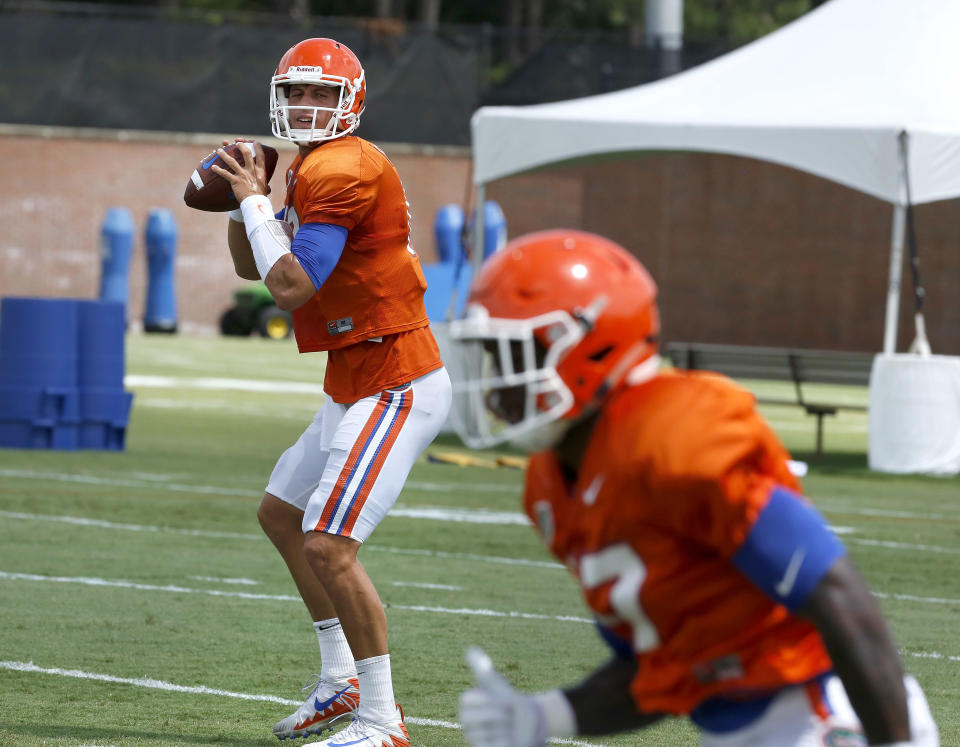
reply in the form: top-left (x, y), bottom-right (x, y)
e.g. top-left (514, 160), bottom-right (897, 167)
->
top-left (533, 690), bottom-right (577, 738)
top-left (240, 194), bottom-right (274, 235)
top-left (228, 207), bottom-right (244, 222)
top-left (241, 195), bottom-right (292, 280)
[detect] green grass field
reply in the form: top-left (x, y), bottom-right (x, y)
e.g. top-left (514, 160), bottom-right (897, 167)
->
top-left (0, 335), bottom-right (957, 746)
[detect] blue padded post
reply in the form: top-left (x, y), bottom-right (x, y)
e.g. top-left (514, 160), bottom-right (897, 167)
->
top-left (144, 208), bottom-right (178, 333)
top-left (99, 207), bottom-right (135, 310)
top-left (434, 203), bottom-right (465, 264)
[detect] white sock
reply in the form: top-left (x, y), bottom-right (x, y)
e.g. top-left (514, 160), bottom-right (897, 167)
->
top-left (355, 653), bottom-right (396, 722)
top-left (313, 618), bottom-right (356, 683)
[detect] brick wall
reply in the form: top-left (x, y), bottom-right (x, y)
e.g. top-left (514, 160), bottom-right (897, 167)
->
top-left (2, 126), bottom-right (957, 353)
top-left (488, 154), bottom-right (960, 354)
top-left (0, 127), bottom-right (469, 335)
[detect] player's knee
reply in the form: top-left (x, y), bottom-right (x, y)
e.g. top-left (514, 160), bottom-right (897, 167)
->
top-left (257, 493), bottom-right (300, 542)
top-left (303, 532), bottom-right (355, 577)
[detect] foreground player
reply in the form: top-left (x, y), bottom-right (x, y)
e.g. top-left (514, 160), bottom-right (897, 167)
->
top-left (448, 230), bottom-right (938, 746)
top-left (211, 38), bottom-right (451, 746)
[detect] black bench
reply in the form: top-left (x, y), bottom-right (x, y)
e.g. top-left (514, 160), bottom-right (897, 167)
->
top-left (665, 342), bottom-right (874, 455)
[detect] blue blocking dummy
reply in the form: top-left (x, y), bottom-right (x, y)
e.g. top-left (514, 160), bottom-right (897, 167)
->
top-left (423, 201), bottom-right (507, 322)
top-left (144, 208), bottom-right (178, 333)
top-left (478, 200), bottom-right (507, 260)
top-left (99, 206), bottom-right (135, 308)
top-left (434, 203), bottom-right (465, 264)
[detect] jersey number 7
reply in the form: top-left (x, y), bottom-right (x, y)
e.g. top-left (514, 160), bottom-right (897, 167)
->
top-left (579, 543), bottom-right (660, 653)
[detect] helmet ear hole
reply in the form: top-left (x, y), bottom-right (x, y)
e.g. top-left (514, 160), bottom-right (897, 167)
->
top-left (588, 345), bottom-right (614, 362)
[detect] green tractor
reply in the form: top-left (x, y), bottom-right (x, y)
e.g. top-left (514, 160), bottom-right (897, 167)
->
top-left (219, 281), bottom-right (293, 340)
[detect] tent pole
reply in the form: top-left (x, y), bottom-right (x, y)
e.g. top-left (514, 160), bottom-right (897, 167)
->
top-left (882, 135), bottom-right (908, 354)
top-left (883, 203), bottom-right (906, 354)
top-left (473, 182), bottom-right (486, 276)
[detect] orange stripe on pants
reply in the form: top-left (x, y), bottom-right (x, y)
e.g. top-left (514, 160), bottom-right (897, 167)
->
top-left (804, 680), bottom-right (831, 720)
top-left (340, 391), bottom-right (413, 536)
top-left (312, 393), bottom-right (390, 533)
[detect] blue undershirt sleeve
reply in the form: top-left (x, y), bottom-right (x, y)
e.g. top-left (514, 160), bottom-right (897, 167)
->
top-left (291, 222), bottom-right (349, 291)
top-left (732, 486), bottom-right (846, 611)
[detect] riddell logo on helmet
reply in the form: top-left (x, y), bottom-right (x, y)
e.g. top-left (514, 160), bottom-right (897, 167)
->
top-left (289, 66), bottom-right (324, 73)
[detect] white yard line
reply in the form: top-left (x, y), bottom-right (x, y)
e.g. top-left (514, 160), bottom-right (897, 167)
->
top-left (407, 480), bottom-right (518, 493)
top-left (0, 466), bottom-right (520, 496)
top-left (0, 660), bottom-right (602, 746)
top-left (0, 509), bottom-right (565, 568)
top-left (0, 570), bottom-right (595, 623)
top-left (367, 544), bottom-right (564, 570)
top-left (906, 651), bottom-right (960, 663)
top-left (874, 591), bottom-right (960, 605)
top-left (7, 465), bottom-right (960, 510)
top-left (6, 508), bottom-right (960, 561)
top-left (0, 659), bottom-right (301, 705)
top-left (392, 581), bottom-right (463, 591)
top-left (0, 503), bottom-right (532, 530)
top-left (125, 374), bottom-right (324, 395)
top-left (391, 505), bottom-right (531, 525)
top-left (0, 509), bottom-right (262, 540)
top-left (136, 397), bottom-right (313, 420)
top-left (0, 468), bottom-right (254, 497)
top-left (2, 569), bottom-right (958, 617)
top-left (846, 538), bottom-right (960, 555)
top-left (2, 653), bottom-right (950, 747)
top-left (812, 503), bottom-right (960, 521)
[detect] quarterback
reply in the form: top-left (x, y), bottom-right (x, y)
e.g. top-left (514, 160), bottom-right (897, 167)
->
top-left (212, 38), bottom-right (451, 747)
top-left (448, 230), bottom-right (939, 746)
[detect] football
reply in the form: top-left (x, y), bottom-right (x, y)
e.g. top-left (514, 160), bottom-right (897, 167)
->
top-left (183, 141), bottom-right (279, 212)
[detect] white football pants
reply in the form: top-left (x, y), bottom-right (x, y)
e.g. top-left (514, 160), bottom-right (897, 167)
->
top-left (266, 366), bottom-right (452, 542)
top-left (700, 674), bottom-right (938, 747)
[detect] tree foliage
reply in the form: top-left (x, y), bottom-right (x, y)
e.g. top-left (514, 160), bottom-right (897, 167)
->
top-left (52, 0), bottom-right (824, 45)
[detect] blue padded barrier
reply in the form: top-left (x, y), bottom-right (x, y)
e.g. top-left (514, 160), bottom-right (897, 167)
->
top-left (422, 262), bottom-right (474, 323)
top-left (0, 297), bottom-right (133, 451)
top-left (0, 387), bottom-right (79, 422)
top-left (78, 299), bottom-right (126, 390)
top-left (0, 297), bottom-right (79, 390)
top-left (0, 421), bottom-right (79, 450)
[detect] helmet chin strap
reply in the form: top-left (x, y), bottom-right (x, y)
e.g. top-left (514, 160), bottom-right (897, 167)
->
top-left (624, 353), bottom-right (662, 385)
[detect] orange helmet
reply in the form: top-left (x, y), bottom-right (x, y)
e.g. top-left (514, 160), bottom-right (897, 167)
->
top-left (269, 37), bottom-right (366, 143)
top-left (448, 229), bottom-right (660, 450)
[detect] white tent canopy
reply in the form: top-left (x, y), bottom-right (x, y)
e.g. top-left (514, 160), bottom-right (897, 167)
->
top-left (470, 0), bottom-right (960, 353)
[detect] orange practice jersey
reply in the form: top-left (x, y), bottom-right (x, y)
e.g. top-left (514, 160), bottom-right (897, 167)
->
top-left (282, 136), bottom-right (442, 402)
top-left (523, 369), bottom-right (833, 715)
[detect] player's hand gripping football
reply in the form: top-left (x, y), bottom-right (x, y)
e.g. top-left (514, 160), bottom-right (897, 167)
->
top-left (210, 139), bottom-right (271, 204)
top-left (459, 647), bottom-right (548, 747)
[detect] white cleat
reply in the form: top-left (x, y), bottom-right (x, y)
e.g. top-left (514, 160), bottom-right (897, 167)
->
top-left (303, 706), bottom-right (409, 747)
top-left (273, 674), bottom-right (360, 741)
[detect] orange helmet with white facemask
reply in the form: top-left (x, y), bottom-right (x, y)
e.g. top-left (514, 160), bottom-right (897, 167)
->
top-left (270, 37), bottom-right (366, 143)
top-left (447, 229), bottom-right (660, 451)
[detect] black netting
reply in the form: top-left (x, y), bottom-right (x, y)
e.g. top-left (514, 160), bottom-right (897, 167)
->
top-left (0, 5), bottom-right (727, 144)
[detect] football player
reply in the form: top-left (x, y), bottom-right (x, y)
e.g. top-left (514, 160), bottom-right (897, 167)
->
top-left (211, 38), bottom-right (451, 747)
top-left (448, 230), bottom-right (939, 746)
